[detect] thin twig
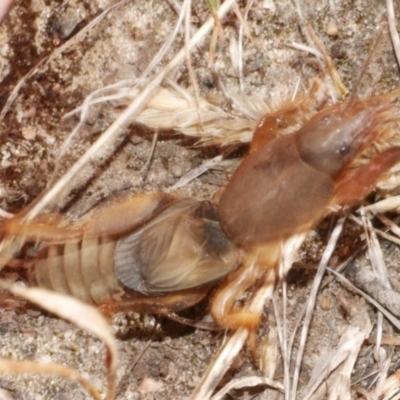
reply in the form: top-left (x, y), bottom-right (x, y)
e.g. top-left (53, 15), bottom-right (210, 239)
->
top-left (290, 217), bottom-right (345, 399)
top-left (59, 0), bottom-right (187, 162)
top-left (184, 0), bottom-right (203, 130)
top-left (235, 0), bottom-right (254, 90)
top-left (140, 130), bottom-right (159, 182)
top-left (327, 268), bottom-right (400, 330)
top-left (387, 0), bottom-right (400, 68)
top-left (210, 376), bottom-right (284, 400)
top-left (116, 327), bottom-right (157, 398)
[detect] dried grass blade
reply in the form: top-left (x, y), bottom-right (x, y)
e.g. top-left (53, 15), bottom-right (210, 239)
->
top-left (0, 282), bottom-right (118, 400)
top-left (290, 217), bottom-right (345, 399)
top-left (210, 376), bottom-right (284, 400)
top-left (326, 269), bottom-right (400, 330)
top-left (0, 359), bottom-right (101, 400)
top-left (302, 295), bottom-right (372, 399)
top-left (191, 234), bottom-right (305, 400)
top-left (387, 0), bottom-right (400, 68)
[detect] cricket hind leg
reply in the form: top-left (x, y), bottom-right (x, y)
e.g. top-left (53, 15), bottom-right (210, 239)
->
top-left (0, 192), bottom-right (177, 244)
top-left (99, 286), bottom-right (211, 316)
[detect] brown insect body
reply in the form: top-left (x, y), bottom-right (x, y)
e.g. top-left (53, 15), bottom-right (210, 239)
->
top-left (213, 89), bottom-right (400, 329)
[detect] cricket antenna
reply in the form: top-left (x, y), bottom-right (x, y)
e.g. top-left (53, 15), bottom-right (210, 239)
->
top-left (307, 24), bottom-right (385, 108)
top-left (346, 27), bottom-right (384, 106)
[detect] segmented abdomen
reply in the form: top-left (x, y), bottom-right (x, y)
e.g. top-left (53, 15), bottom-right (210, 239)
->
top-left (31, 236), bottom-right (124, 305)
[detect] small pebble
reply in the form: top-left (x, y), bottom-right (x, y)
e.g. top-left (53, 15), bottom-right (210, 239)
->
top-left (326, 21), bottom-right (339, 37)
top-left (21, 126), bottom-right (37, 140)
top-left (137, 377), bottom-right (163, 394)
top-left (23, 106), bottom-right (36, 119)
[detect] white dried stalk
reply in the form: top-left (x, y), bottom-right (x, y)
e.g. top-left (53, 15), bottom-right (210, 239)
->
top-left (290, 217), bottom-right (345, 399)
top-left (189, 270), bottom-right (276, 400)
top-left (184, 0), bottom-right (203, 129)
top-left (374, 228), bottom-right (400, 246)
top-left (363, 196), bottom-right (400, 214)
top-left (167, 154), bottom-right (224, 191)
top-left (352, 209), bottom-right (400, 247)
top-left (0, 209), bottom-right (13, 219)
top-left (387, 0), bottom-right (400, 68)
top-left (229, 35), bottom-right (240, 82)
top-left (279, 233), bottom-right (307, 399)
top-left (283, 252), bottom-right (359, 398)
top-left (360, 208), bottom-right (391, 289)
top-left (0, 359), bottom-right (101, 400)
top-left (235, 0), bottom-right (254, 90)
top-left (372, 357), bottom-right (392, 400)
top-left (360, 208), bottom-right (389, 368)
top-left (0, 0), bottom-right (13, 24)
top-left (379, 369), bottom-right (400, 399)
top-left (61, 0), bottom-right (189, 157)
top-left (287, 42), bottom-right (323, 59)
top-left (258, 322), bottom-right (279, 379)
top-left (272, 293), bottom-right (287, 394)
top-left (211, 376), bottom-right (284, 400)
top-left (140, 130), bottom-right (159, 181)
top-left (302, 323), bottom-right (372, 400)
top-left (327, 268), bottom-right (400, 330)
top-left (376, 213), bottom-right (400, 239)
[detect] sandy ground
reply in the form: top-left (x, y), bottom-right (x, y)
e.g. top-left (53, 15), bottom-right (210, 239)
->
top-left (0, 0), bottom-right (400, 399)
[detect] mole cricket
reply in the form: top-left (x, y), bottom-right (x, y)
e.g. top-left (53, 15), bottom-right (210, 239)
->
top-left (1, 38), bottom-right (400, 335)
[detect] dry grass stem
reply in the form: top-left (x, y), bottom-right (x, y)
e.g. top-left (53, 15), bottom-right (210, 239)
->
top-left (387, 0), bottom-right (400, 68)
top-left (327, 269), bottom-right (400, 330)
top-left (361, 209), bottom-right (391, 289)
top-left (192, 233), bottom-right (306, 400)
top-left (302, 322), bottom-right (372, 399)
top-left (290, 218), bottom-right (345, 399)
top-left (0, 359), bottom-right (102, 400)
top-left (210, 376), bottom-right (284, 400)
